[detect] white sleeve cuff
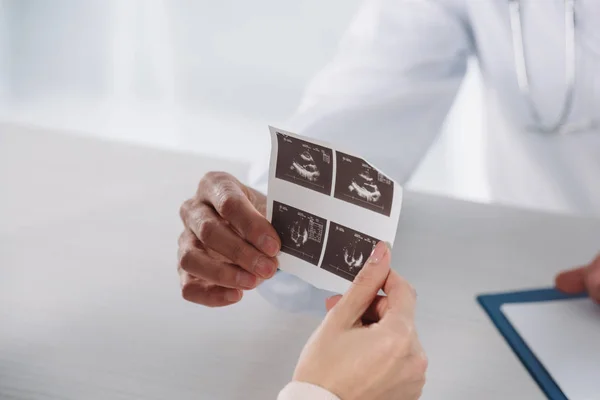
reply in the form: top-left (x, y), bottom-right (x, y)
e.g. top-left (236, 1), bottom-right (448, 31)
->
top-left (277, 381), bottom-right (341, 400)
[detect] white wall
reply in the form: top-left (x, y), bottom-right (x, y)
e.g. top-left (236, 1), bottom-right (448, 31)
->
top-left (0, 0), bottom-right (489, 203)
top-left (0, 0), bottom-right (363, 155)
top-left (0, 0), bottom-right (8, 105)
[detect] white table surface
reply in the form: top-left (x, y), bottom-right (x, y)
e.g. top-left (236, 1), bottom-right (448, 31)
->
top-left (1, 123), bottom-right (599, 400)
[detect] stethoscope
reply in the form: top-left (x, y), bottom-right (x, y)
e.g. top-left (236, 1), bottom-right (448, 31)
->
top-left (508, 0), bottom-right (597, 134)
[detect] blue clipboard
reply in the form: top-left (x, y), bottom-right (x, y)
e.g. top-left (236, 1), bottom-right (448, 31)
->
top-left (477, 288), bottom-right (588, 400)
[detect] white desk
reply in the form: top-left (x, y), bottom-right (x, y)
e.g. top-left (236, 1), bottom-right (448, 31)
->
top-left (1, 123), bottom-right (599, 399)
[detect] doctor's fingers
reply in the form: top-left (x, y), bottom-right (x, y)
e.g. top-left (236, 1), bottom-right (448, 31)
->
top-left (180, 203), bottom-right (278, 280)
top-left (195, 172), bottom-right (280, 258)
top-left (177, 228), bottom-right (262, 291)
top-left (178, 266), bottom-right (243, 307)
top-left (585, 254), bottom-right (600, 303)
top-left (555, 254), bottom-right (600, 303)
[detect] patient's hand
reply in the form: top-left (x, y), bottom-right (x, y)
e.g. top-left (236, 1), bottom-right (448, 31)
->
top-left (292, 242), bottom-right (427, 400)
top-left (555, 253), bottom-right (600, 304)
top-left (177, 172), bottom-right (280, 307)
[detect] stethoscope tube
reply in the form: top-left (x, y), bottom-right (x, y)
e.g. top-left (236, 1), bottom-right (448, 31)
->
top-left (509, 0), bottom-right (577, 133)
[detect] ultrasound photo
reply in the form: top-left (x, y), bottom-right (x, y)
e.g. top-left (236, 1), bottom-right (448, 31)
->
top-left (275, 132), bottom-right (333, 195)
top-left (333, 152), bottom-right (394, 216)
top-left (321, 222), bottom-right (380, 281)
top-left (271, 201), bottom-right (327, 266)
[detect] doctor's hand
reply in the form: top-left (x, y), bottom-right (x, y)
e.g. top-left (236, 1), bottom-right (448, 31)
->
top-left (555, 253), bottom-right (600, 304)
top-left (177, 171), bottom-right (280, 307)
top-left (292, 242), bottom-right (427, 400)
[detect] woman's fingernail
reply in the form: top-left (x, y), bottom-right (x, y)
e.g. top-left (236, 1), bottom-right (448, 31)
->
top-left (368, 242), bottom-right (388, 264)
top-left (258, 235), bottom-right (280, 257)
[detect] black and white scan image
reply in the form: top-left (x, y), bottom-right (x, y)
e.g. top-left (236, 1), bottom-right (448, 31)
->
top-left (333, 152), bottom-right (394, 216)
top-left (321, 222), bottom-right (380, 281)
top-left (275, 132), bottom-right (333, 195)
top-left (271, 201), bottom-right (327, 266)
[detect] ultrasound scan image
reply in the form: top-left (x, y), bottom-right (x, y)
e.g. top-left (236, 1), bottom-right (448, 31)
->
top-left (321, 222), bottom-right (380, 281)
top-left (275, 132), bottom-right (333, 195)
top-left (333, 152), bottom-right (394, 216)
top-left (271, 201), bottom-right (327, 266)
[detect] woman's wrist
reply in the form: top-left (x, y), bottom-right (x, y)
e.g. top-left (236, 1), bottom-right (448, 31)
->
top-left (277, 381), bottom-right (341, 400)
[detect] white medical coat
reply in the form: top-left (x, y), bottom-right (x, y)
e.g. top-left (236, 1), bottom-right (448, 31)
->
top-left (249, 0), bottom-right (600, 314)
